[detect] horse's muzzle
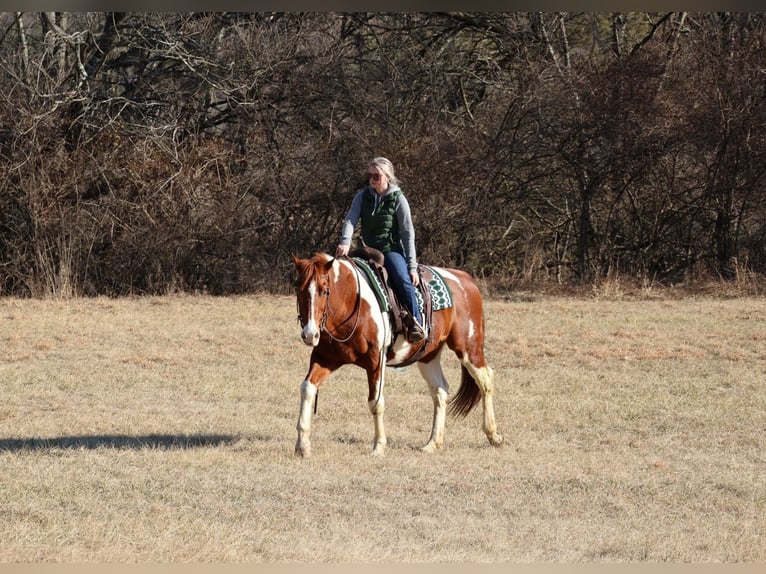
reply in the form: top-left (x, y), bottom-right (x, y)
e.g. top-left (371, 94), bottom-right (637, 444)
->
top-left (301, 325), bottom-right (320, 346)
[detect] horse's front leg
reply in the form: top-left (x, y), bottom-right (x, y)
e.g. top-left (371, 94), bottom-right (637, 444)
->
top-left (295, 379), bottom-right (317, 457)
top-left (295, 360), bottom-right (334, 458)
top-left (367, 361), bottom-right (387, 456)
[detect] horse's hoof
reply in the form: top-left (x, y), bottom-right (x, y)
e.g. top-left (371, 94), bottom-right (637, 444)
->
top-left (370, 445), bottom-right (387, 457)
top-left (488, 433), bottom-right (504, 447)
top-left (420, 442), bottom-right (440, 453)
top-left (295, 444), bottom-right (312, 458)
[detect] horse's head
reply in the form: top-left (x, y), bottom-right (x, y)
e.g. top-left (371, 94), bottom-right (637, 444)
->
top-left (292, 253), bottom-right (336, 347)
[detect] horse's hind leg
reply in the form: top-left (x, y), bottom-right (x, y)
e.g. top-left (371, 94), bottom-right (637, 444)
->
top-left (416, 350), bottom-right (450, 452)
top-left (462, 358), bottom-right (504, 446)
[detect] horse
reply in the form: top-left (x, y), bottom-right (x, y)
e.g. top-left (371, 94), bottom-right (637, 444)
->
top-left (291, 251), bottom-right (504, 457)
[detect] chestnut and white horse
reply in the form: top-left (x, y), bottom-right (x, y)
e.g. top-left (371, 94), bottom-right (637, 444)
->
top-left (291, 252), bottom-right (503, 457)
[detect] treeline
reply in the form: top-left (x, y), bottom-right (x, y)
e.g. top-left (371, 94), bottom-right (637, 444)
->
top-left (1, 12), bottom-right (765, 296)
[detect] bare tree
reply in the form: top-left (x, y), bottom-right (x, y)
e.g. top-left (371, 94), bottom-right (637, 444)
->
top-left (1, 12), bottom-right (765, 295)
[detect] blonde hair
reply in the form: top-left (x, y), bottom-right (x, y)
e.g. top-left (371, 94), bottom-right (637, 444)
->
top-left (368, 157), bottom-right (400, 187)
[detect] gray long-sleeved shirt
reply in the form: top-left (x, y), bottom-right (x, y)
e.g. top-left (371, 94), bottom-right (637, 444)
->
top-left (339, 185), bottom-right (418, 271)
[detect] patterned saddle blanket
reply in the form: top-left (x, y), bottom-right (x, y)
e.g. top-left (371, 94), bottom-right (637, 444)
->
top-left (352, 258), bottom-right (453, 315)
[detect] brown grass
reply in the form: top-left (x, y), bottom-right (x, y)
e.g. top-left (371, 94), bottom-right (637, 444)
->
top-left (1, 293), bottom-right (764, 562)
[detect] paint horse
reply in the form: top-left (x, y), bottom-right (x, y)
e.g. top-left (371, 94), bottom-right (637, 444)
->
top-left (291, 251), bottom-right (504, 457)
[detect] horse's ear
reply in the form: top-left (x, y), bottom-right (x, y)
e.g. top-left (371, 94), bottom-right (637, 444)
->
top-left (323, 257), bottom-right (335, 272)
top-left (291, 253), bottom-right (302, 267)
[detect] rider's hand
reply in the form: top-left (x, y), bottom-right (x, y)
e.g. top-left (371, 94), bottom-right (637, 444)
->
top-left (335, 244), bottom-right (349, 258)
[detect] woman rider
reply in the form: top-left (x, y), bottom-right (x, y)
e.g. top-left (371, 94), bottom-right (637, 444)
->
top-left (335, 157), bottom-right (425, 343)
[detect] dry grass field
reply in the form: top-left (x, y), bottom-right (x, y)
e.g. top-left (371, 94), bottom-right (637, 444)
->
top-left (1, 292), bottom-right (764, 562)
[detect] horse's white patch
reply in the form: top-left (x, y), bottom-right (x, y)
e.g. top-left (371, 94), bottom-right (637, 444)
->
top-left (302, 281), bottom-right (320, 345)
top-left (436, 267), bottom-right (467, 297)
top-left (467, 318), bottom-right (475, 341)
top-left (436, 268), bottom-right (459, 282)
top-left (307, 281), bottom-right (317, 316)
top-left (388, 336), bottom-right (415, 365)
top-left (435, 267), bottom-right (476, 341)
top-left (340, 259), bottom-right (387, 349)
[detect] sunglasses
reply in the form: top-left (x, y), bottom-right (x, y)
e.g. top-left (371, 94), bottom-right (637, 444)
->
top-left (368, 172), bottom-right (382, 182)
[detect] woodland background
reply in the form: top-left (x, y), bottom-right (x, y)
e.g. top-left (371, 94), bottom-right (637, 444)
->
top-left (1, 12), bottom-right (765, 297)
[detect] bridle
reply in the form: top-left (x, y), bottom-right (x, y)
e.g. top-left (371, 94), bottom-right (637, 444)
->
top-left (295, 257), bottom-right (383, 415)
top-left (296, 258), bottom-right (363, 343)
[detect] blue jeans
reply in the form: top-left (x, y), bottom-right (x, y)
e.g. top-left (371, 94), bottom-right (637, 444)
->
top-left (384, 251), bottom-right (422, 326)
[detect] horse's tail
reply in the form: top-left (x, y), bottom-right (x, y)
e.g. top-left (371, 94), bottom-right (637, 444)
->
top-left (448, 366), bottom-right (481, 418)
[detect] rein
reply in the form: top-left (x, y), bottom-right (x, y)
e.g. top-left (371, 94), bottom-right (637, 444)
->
top-left (296, 257), bottom-right (363, 344)
top-left (321, 259), bottom-right (363, 343)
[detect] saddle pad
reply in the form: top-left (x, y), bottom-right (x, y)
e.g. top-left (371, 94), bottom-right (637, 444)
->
top-left (420, 265), bottom-right (453, 311)
top-left (352, 257), bottom-right (390, 311)
top-left (353, 258), bottom-right (453, 313)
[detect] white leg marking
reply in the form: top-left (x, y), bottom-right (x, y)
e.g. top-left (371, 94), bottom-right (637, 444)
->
top-left (462, 360), bottom-right (504, 446)
top-left (417, 351), bottom-right (449, 452)
top-left (295, 379), bottom-right (317, 457)
top-left (368, 393), bottom-right (387, 456)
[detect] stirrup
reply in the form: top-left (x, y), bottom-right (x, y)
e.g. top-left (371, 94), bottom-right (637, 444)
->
top-left (407, 322), bottom-right (425, 343)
